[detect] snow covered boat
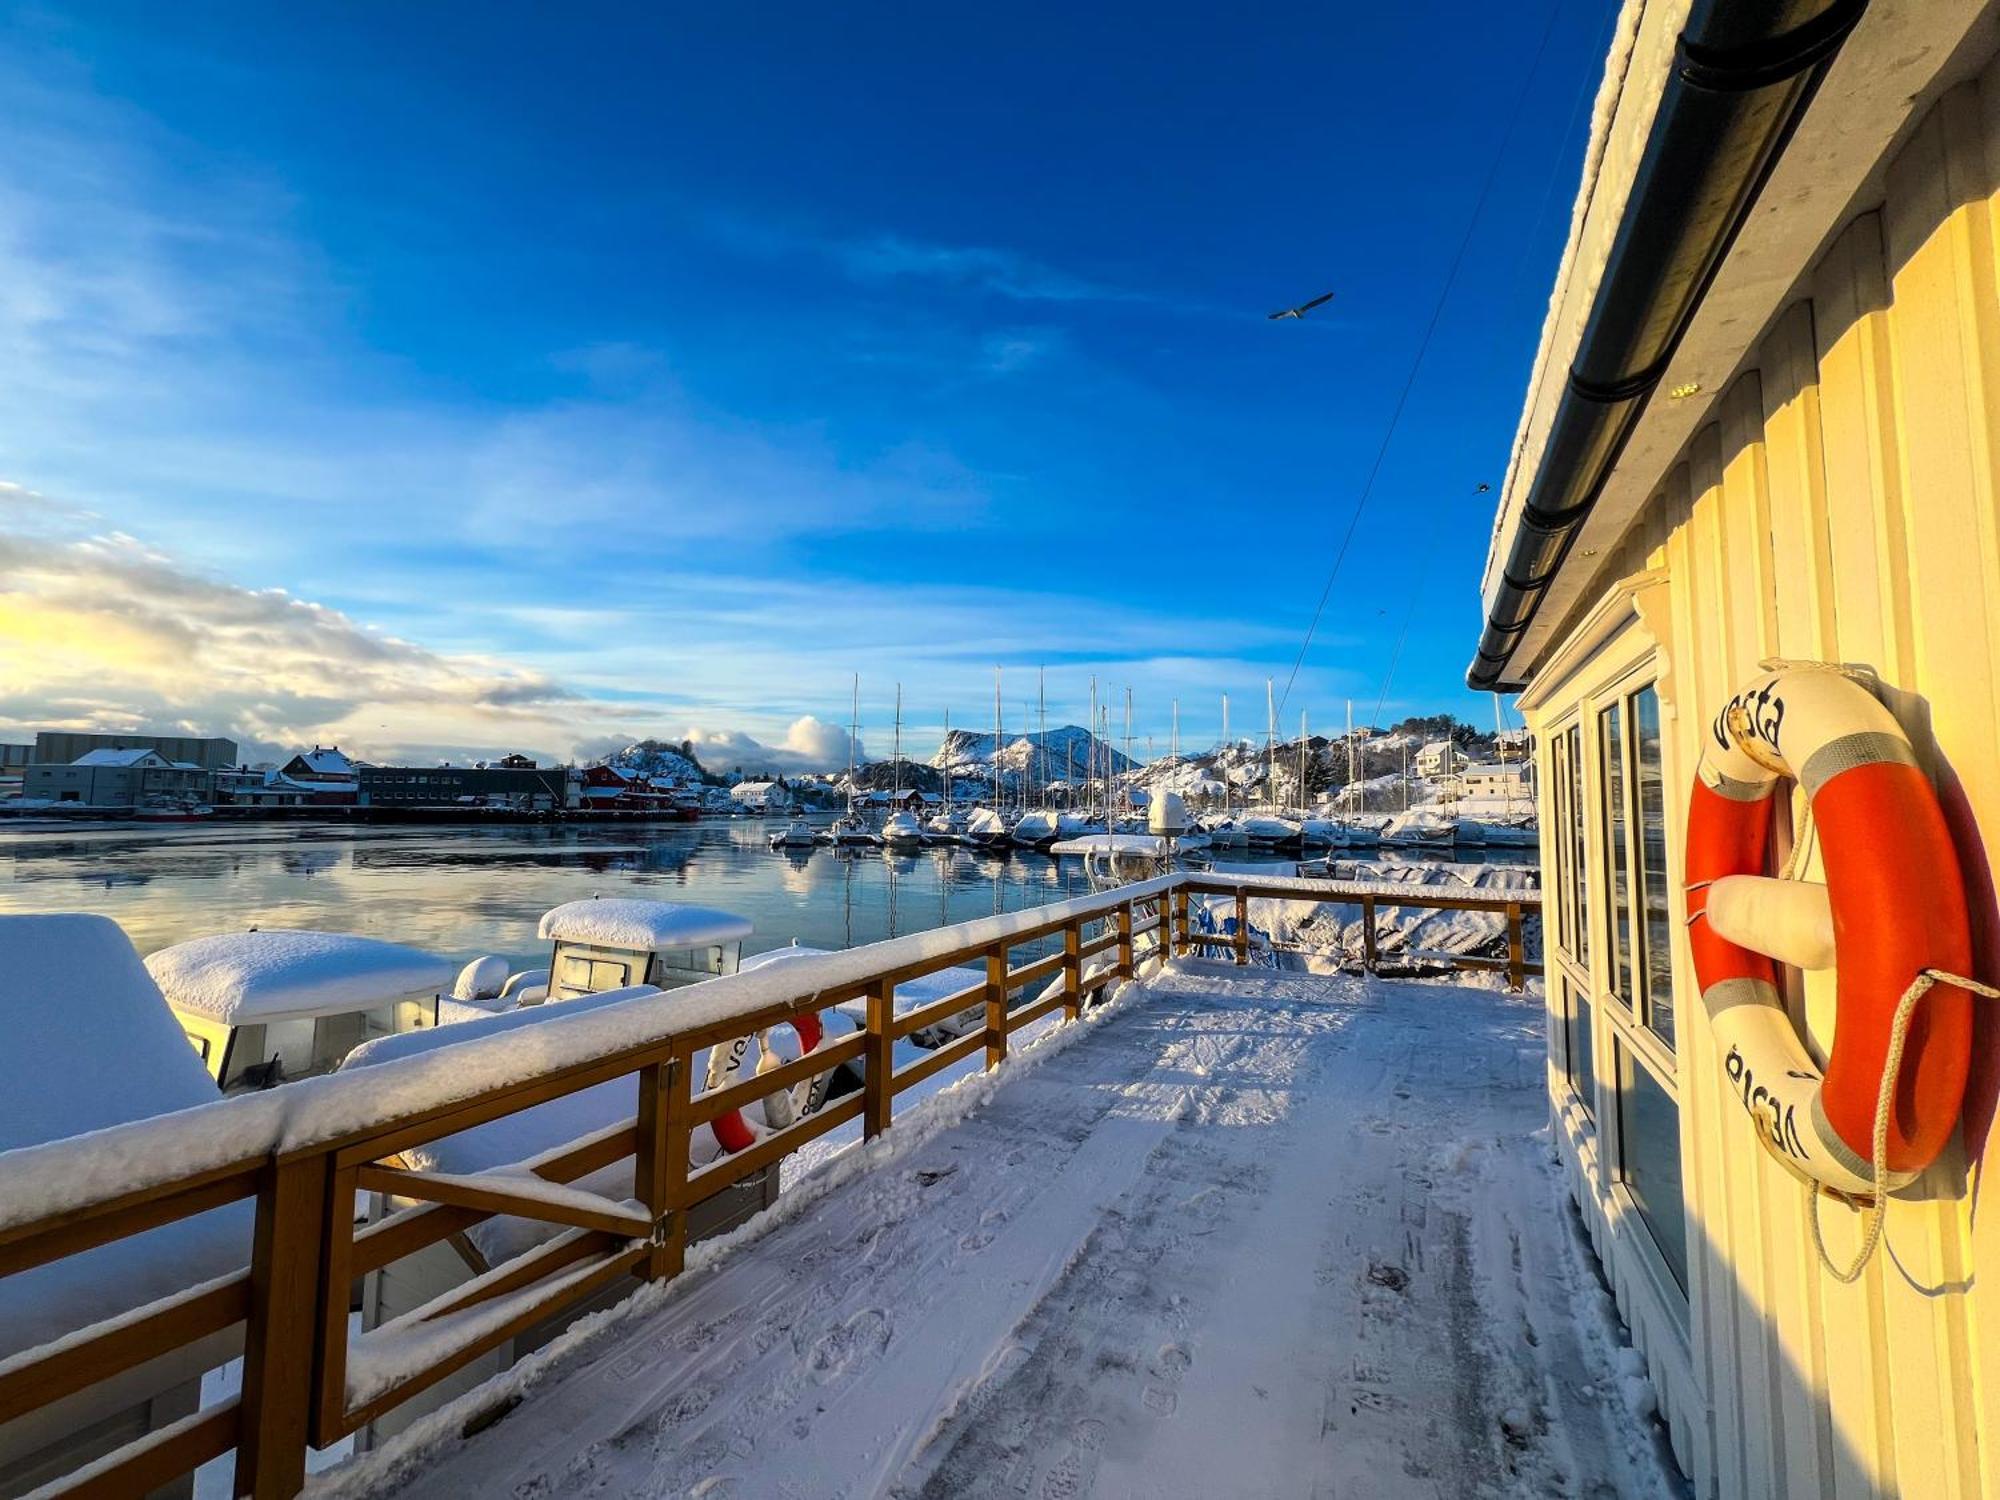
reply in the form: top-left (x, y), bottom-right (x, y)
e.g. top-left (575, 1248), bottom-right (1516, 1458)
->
top-left (146, 929), bottom-right (456, 1091)
top-left (1240, 814), bottom-right (1304, 850)
top-left (1202, 815), bottom-right (1249, 848)
top-left (880, 810), bottom-right (926, 850)
top-left (1009, 808), bottom-right (1060, 851)
top-left (0, 915), bottom-right (257, 1493)
top-left (767, 818), bottom-right (818, 849)
top-left (962, 806), bottom-right (1011, 851)
top-left (925, 809), bottom-right (967, 844)
top-left (1378, 809), bottom-right (1456, 848)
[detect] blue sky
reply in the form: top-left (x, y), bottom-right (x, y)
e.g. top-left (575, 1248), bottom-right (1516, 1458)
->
top-left (0, 1), bottom-right (1613, 767)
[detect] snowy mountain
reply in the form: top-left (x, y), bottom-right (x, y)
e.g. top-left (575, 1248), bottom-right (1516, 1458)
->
top-left (930, 725), bottom-right (1132, 778)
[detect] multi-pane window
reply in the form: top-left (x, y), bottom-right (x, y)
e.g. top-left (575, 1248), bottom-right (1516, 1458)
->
top-left (1616, 1040), bottom-right (1687, 1291)
top-left (1600, 703), bottom-right (1633, 1005)
top-left (1550, 724), bottom-right (1591, 966)
top-left (1632, 687), bottom-right (1674, 1048)
top-left (1598, 683), bottom-right (1677, 1050)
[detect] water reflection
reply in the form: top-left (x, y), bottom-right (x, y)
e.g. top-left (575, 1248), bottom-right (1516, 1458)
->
top-left (0, 817), bottom-right (1534, 973)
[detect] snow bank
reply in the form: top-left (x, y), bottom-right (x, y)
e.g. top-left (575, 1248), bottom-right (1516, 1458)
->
top-left (146, 930), bottom-right (454, 1025)
top-left (537, 899), bottom-right (751, 950)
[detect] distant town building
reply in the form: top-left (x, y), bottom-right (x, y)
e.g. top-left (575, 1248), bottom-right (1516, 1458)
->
top-left (24, 747), bottom-right (210, 807)
top-left (358, 764), bottom-right (569, 810)
top-left (730, 781), bottom-right (792, 813)
top-left (32, 731), bottom-right (238, 770)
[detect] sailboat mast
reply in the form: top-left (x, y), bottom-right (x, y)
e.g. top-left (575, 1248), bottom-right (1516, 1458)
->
top-left (1266, 678), bottom-right (1276, 812)
top-left (893, 683), bottom-right (903, 798)
top-left (1123, 686), bottom-right (1132, 821)
top-left (942, 707), bottom-right (951, 810)
top-left (1038, 666), bottom-right (1047, 809)
top-left (993, 666), bottom-right (1002, 809)
top-left (1348, 699), bottom-right (1358, 817)
top-left (848, 672), bottom-right (859, 815)
top-left (1089, 677), bottom-right (1098, 819)
top-left (1221, 693), bottom-right (1231, 818)
top-left (1300, 710), bottom-right (1308, 811)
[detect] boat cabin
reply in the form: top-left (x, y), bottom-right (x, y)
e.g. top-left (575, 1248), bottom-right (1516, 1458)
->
top-left (145, 929), bottom-right (454, 1090)
top-left (537, 898), bottom-right (752, 1000)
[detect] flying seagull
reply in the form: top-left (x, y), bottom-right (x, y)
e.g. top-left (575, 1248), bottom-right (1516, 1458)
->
top-left (1268, 291), bottom-right (1334, 321)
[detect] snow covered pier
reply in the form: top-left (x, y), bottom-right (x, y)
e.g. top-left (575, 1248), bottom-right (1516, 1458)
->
top-left (0, 876), bottom-right (1604, 1500)
top-left (346, 961), bottom-right (1670, 1500)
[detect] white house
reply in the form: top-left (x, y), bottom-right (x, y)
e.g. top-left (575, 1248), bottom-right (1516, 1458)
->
top-left (1413, 740), bottom-right (1455, 778)
top-left (1451, 763), bottom-right (1532, 800)
top-left (727, 780), bottom-right (791, 813)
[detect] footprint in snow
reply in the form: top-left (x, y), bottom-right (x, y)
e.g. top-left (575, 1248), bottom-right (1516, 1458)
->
top-left (801, 1308), bottom-right (892, 1381)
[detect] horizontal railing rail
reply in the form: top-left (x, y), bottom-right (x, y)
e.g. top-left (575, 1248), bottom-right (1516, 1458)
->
top-left (0, 871), bottom-right (1536, 1497)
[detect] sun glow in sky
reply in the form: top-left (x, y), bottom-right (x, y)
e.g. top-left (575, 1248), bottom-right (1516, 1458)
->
top-left (0, 2), bottom-right (1612, 768)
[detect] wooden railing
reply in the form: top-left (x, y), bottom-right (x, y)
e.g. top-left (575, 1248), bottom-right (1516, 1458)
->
top-left (0, 872), bottom-right (1536, 1498)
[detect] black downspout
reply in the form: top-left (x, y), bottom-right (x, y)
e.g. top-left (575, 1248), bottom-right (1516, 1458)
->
top-left (1468, 0), bottom-right (1868, 691)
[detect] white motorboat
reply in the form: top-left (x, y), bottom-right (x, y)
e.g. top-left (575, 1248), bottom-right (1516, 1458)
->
top-left (881, 809), bottom-right (926, 850)
top-left (825, 812), bottom-right (879, 847)
top-left (768, 818), bottom-right (818, 849)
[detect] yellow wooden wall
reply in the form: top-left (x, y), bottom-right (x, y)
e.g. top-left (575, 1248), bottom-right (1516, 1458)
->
top-left (1532, 57), bottom-right (2000, 1500)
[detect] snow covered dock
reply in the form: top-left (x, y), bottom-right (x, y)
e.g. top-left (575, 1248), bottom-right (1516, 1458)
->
top-left (330, 960), bottom-right (1674, 1500)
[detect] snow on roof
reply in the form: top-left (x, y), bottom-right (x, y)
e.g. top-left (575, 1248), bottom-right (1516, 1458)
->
top-left (731, 781), bottom-right (780, 795)
top-left (146, 929), bottom-right (455, 1025)
top-left (537, 899), bottom-right (753, 950)
top-left (0, 915), bottom-right (252, 1360)
top-left (293, 747), bottom-right (356, 775)
top-left (71, 746), bottom-right (168, 767)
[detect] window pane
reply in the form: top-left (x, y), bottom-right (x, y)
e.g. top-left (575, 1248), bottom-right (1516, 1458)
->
top-left (1617, 1042), bottom-right (1687, 1293)
top-left (1549, 734), bottom-right (1571, 955)
top-left (1567, 724), bottom-right (1589, 964)
top-left (1633, 686), bottom-right (1675, 1048)
top-left (1601, 704), bottom-right (1632, 1004)
top-left (1566, 976), bottom-right (1595, 1119)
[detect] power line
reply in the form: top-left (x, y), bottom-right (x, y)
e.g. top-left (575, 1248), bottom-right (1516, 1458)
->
top-left (1274, 0), bottom-right (1565, 722)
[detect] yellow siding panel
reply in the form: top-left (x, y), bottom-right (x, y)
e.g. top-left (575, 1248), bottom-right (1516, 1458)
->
top-left (1539, 67), bottom-right (2000, 1500)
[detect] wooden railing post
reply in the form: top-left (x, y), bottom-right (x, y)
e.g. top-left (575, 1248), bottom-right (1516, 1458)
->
top-left (238, 1153), bottom-right (331, 1499)
top-left (1117, 901), bottom-right (1134, 979)
top-left (865, 976), bottom-right (895, 1138)
top-left (1062, 921), bottom-right (1083, 1020)
top-left (985, 943), bottom-right (1008, 1069)
top-left (1234, 890), bottom-right (1249, 966)
top-left (635, 1056), bottom-right (688, 1280)
top-left (1361, 893), bottom-right (1379, 974)
top-left (1505, 901), bottom-right (1525, 992)
top-left (1171, 887), bottom-right (1189, 957)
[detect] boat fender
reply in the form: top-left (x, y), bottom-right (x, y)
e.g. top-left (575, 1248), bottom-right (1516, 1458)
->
top-left (1685, 664), bottom-right (1975, 1200)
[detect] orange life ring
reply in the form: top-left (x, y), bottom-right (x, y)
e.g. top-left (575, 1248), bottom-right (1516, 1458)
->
top-left (706, 1012), bottom-right (829, 1154)
top-left (1684, 666), bottom-right (1973, 1193)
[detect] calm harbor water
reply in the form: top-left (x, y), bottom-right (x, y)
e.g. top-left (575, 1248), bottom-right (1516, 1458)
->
top-left (0, 815), bottom-right (1535, 970)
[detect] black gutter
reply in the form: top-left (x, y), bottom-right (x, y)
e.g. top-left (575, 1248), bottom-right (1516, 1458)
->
top-left (1468, 0), bottom-right (1868, 690)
